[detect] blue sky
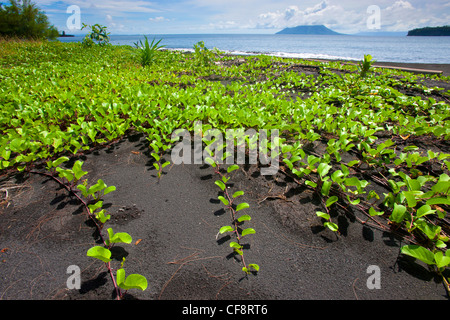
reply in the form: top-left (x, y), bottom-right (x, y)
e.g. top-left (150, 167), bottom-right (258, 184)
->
top-left (30, 0), bottom-right (450, 35)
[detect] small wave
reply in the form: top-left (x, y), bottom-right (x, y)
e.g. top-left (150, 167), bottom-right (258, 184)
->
top-left (167, 47), bottom-right (359, 61)
top-left (269, 51), bottom-right (359, 61)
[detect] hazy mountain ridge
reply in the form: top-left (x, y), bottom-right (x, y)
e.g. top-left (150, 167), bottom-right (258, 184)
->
top-left (276, 25), bottom-right (341, 35)
top-left (275, 25), bottom-right (407, 36)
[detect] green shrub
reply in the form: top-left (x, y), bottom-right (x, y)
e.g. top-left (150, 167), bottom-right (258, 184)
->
top-left (0, 0), bottom-right (59, 39)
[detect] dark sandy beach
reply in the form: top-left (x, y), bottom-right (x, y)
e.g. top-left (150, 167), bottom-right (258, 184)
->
top-left (370, 61), bottom-right (450, 77)
top-left (0, 61), bottom-right (449, 307)
top-left (314, 59), bottom-right (450, 76)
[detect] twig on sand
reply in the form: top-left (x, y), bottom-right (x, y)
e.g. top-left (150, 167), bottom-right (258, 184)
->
top-left (159, 250), bottom-right (222, 299)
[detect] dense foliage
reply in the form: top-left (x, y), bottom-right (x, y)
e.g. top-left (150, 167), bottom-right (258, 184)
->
top-left (1, 39), bottom-right (449, 294)
top-left (0, 0), bottom-right (59, 39)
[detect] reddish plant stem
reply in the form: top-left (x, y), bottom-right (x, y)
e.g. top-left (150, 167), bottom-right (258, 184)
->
top-left (107, 261), bottom-right (122, 300)
top-left (29, 169), bottom-right (122, 299)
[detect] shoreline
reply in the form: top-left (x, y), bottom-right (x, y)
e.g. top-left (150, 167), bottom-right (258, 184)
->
top-left (307, 58), bottom-right (450, 76)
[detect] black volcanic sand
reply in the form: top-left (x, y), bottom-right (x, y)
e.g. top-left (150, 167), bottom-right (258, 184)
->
top-left (1, 63), bottom-right (449, 302)
top-left (313, 59), bottom-right (450, 77)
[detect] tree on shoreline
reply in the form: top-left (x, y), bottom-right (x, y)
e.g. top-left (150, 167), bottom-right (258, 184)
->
top-left (0, 0), bottom-right (59, 39)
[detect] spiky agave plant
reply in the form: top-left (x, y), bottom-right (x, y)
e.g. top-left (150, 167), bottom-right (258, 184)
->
top-left (359, 54), bottom-right (374, 78)
top-left (135, 35), bottom-right (165, 67)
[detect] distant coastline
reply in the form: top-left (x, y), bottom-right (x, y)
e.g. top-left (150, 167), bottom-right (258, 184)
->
top-left (58, 31), bottom-right (74, 37)
top-left (407, 26), bottom-right (450, 36)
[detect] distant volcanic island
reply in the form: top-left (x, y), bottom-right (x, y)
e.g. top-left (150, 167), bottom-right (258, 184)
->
top-left (276, 25), bottom-right (341, 35)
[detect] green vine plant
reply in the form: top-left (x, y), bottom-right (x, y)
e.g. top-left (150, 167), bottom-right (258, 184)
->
top-left (281, 133), bottom-right (450, 293)
top-left (192, 41), bottom-right (219, 69)
top-left (37, 156), bottom-right (148, 299)
top-left (203, 136), bottom-right (260, 275)
top-left (149, 134), bottom-right (172, 180)
top-left (81, 23), bottom-right (110, 47)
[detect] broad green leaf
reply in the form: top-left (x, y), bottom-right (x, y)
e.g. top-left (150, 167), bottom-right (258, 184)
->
top-left (103, 186), bottom-right (116, 195)
top-left (432, 180), bottom-right (450, 194)
top-left (236, 202), bottom-right (249, 212)
top-left (77, 184), bottom-right (89, 197)
top-left (237, 214), bottom-right (252, 222)
top-left (88, 179), bottom-right (107, 195)
top-left (316, 211), bottom-right (330, 220)
top-left (232, 190), bottom-right (244, 198)
top-left (416, 204), bottom-right (436, 218)
top-left (218, 196), bottom-right (229, 206)
top-left (331, 170), bottom-right (345, 183)
top-left (229, 241), bottom-right (242, 249)
top-left (436, 240), bottom-right (447, 249)
top-left (369, 207), bottom-right (384, 217)
top-left (107, 228), bottom-right (132, 244)
top-left (51, 156), bottom-right (69, 168)
top-left (389, 203), bottom-right (407, 224)
top-left (324, 222), bottom-right (339, 232)
top-left (346, 194), bottom-right (360, 205)
top-left (96, 210), bottom-right (111, 224)
top-left (414, 219), bottom-right (441, 240)
top-left (219, 226), bottom-right (234, 234)
top-left (321, 180), bottom-right (332, 196)
top-left (400, 245), bottom-right (435, 265)
top-left (403, 145), bottom-right (419, 152)
top-left (248, 263), bottom-right (260, 272)
top-left (227, 164), bottom-right (239, 173)
top-left (241, 228), bottom-right (256, 237)
top-left (72, 160), bottom-right (88, 180)
top-left (347, 160), bottom-right (360, 167)
top-left (326, 196), bottom-right (338, 207)
top-left (426, 197), bottom-right (450, 206)
top-left (9, 138), bottom-right (24, 152)
top-left (434, 251), bottom-right (450, 269)
top-left (161, 161), bottom-right (171, 169)
top-left (317, 163), bottom-right (332, 178)
top-left (116, 269), bottom-right (148, 291)
top-left (215, 180), bottom-right (226, 191)
top-left (305, 180), bottom-right (317, 188)
top-left (56, 167), bottom-right (74, 182)
top-left (2, 149), bottom-right (11, 161)
top-left (88, 201), bottom-right (103, 214)
top-left (151, 153), bottom-right (160, 161)
top-left (402, 191), bottom-right (422, 208)
top-left (87, 246), bottom-right (112, 263)
top-left (204, 157), bottom-right (216, 167)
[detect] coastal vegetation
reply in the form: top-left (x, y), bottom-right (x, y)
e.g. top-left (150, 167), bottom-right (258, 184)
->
top-left (1, 36), bottom-right (449, 297)
top-left (0, 0), bottom-right (59, 39)
top-left (407, 26), bottom-right (450, 36)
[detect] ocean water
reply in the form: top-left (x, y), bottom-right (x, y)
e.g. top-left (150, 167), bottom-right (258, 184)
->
top-left (58, 34), bottom-right (450, 64)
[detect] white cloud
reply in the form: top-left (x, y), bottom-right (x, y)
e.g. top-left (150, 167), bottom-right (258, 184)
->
top-left (149, 16), bottom-right (170, 22)
top-left (36, 0), bottom-right (161, 14)
top-left (252, 0), bottom-right (449, 33)
top-left (254, 1), bottom-right (362, 32)
top-left (386, 0), bottom-right (414, 11)
top-left (33, 0), bottom-right (450, 34)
